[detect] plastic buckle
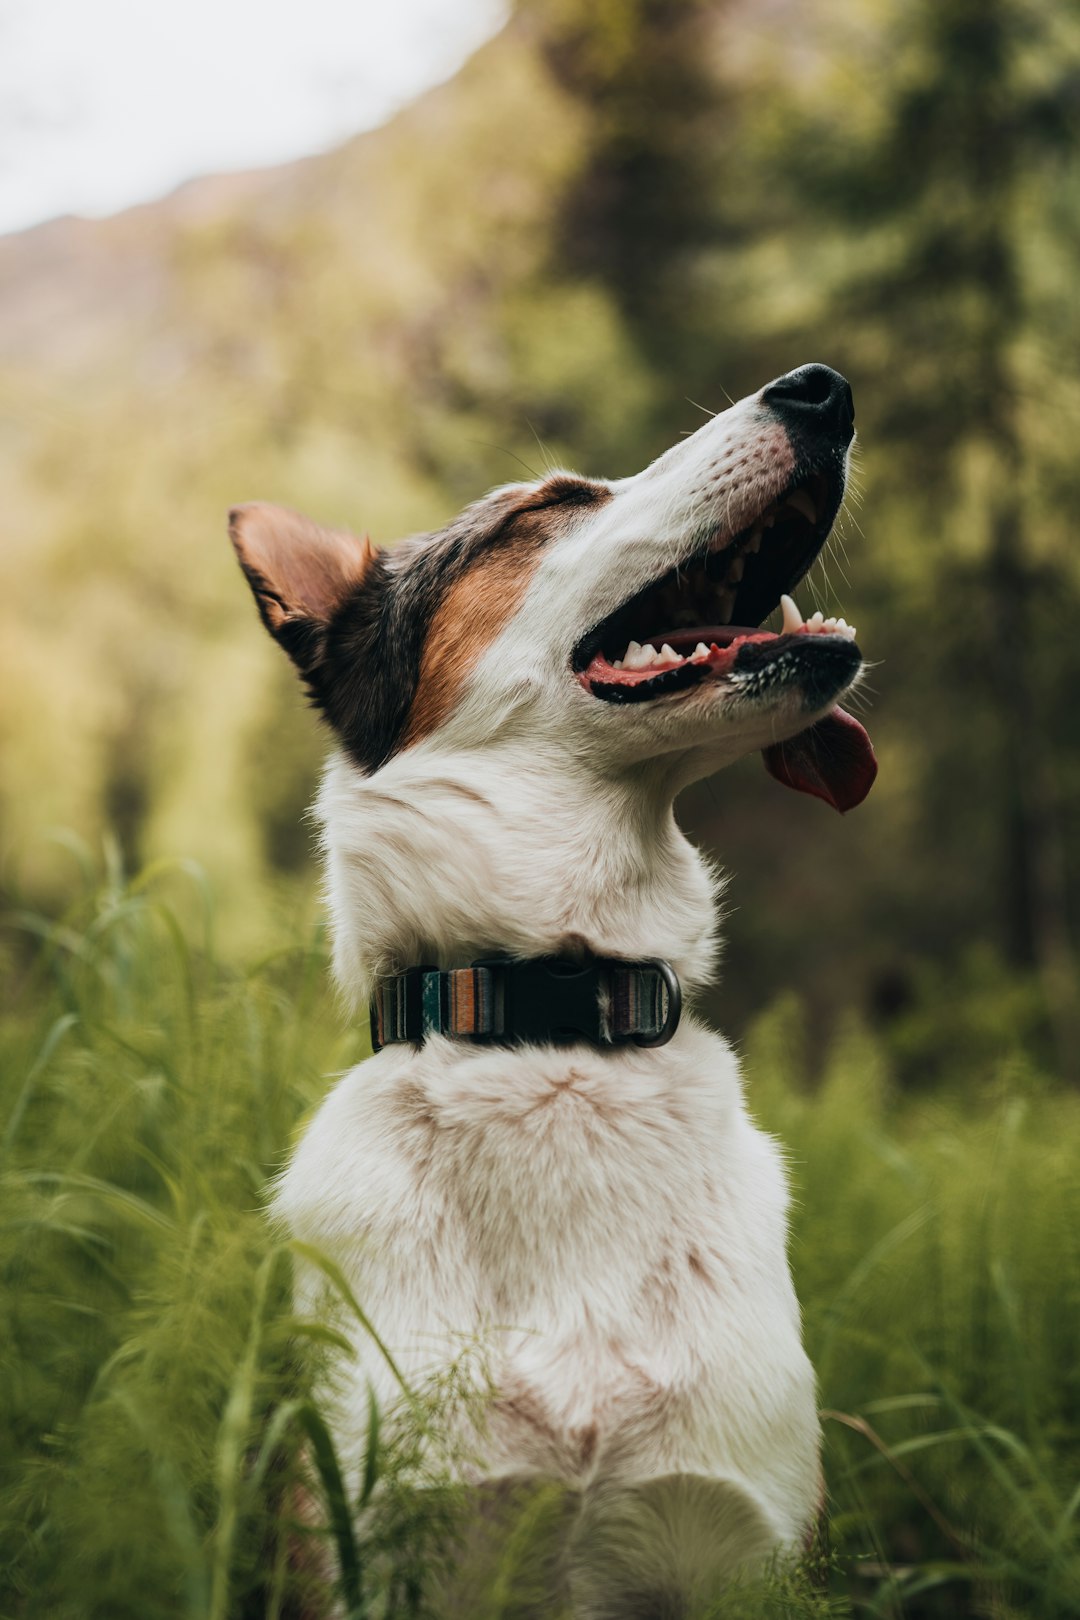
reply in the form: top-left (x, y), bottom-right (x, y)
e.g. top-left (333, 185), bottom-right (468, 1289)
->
top-left (630, 959), bottom-right (682, 1048)
top-left (477, 957), bottom-right (605, 1046)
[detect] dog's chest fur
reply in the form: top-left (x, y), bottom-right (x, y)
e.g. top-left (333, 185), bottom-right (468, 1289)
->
top-left (276, 1013), bottom-right (819, 1544)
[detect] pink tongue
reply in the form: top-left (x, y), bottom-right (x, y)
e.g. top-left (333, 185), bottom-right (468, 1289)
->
top-left (762, 707), bottom-right (877, 813)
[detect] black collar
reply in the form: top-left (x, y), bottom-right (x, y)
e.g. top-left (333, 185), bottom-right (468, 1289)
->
top-left (370, 954), bottom-right (681, 1052)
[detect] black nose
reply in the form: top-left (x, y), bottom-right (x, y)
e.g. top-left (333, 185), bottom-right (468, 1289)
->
top-left (762, 363), bottom-right (854, 444)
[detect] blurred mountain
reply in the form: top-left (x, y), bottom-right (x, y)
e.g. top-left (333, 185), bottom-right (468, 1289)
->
top-left (0, 172), bottom-right (277, 372)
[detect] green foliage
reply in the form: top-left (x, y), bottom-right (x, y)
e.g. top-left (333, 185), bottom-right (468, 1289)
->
top-left (2, 855), bottom-right (1079, 1617)
top-left (746, 997), bottom-right (1080, 1617)
top-left (1, 843), bottom-right (338, 1616)
top-left (0, 847), bottom-right (515, 1620)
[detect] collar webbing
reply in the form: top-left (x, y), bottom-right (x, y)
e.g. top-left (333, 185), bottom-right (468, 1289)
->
top-left (370, 955), bottom-right (681, 1052)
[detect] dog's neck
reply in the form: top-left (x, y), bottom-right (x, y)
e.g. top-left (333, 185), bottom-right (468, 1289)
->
top-left (317, 743), bottom-right (722, 1010)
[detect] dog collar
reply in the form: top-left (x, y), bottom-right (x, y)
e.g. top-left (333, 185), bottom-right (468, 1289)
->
top-left (370, 955), bottom-right (681, 1052)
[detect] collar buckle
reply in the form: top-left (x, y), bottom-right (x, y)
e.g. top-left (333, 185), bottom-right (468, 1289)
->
top-left (476, 956), bottom-right (606, 1046)
top-left (630, 958), bottom-right (682, 1047)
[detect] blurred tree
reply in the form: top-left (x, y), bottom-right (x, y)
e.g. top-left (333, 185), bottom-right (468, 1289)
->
top-left (774, 0), bottom-right (1080, 1074)
top-left (519, 0), bottom-right (747, 432)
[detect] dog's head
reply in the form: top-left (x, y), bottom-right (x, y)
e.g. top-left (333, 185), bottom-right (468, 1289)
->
top-left (231, 363), bottom-right (874, 812)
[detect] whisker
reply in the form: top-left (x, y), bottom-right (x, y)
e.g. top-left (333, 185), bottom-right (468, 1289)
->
top-left (524, 418), bottom-right (559, 475)
top-left (473, 441), bottom-right (542, 480)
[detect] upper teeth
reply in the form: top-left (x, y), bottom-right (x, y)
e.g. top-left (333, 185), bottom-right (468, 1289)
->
top-left (779, 594), bottom-right (857, 640)
top-left (781, 593), bottom-right (804, 633)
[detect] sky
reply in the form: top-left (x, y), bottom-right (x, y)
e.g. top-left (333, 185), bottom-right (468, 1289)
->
top-left (0, 0), bottom-right (507, 237)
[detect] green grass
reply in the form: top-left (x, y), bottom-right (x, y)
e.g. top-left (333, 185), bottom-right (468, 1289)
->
top-left (2, 847), bottom-right (1078, 1618)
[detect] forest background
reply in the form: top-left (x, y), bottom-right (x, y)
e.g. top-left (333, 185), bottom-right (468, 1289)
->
top-left (3, 0), bottom-right (1080, 1616)
top-left (3, 0), bottom-right (1079, 1072)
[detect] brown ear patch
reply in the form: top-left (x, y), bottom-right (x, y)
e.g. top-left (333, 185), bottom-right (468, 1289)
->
top-left (229, 502), bottom-right (377, 673)
top-left (400, 506), bottom-right (559, 748)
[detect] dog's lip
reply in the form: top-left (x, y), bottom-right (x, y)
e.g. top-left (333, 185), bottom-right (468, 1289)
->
top-left (571, 466), bottom-right (844, 687)
top-left (580, 623), bottom-right (860, 702)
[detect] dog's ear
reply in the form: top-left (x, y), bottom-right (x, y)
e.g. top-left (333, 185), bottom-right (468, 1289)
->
top-left (228, 502), bottom-right (378, 676)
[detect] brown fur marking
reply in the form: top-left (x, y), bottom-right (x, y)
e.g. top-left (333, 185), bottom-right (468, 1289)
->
top-left (402, 486), bottom-right (610, 747)
top-left (401, 521), bottom-right (549, 746)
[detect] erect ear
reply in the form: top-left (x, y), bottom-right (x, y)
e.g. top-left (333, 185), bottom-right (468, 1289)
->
top-left (228, 502), bottom-right (378, 675)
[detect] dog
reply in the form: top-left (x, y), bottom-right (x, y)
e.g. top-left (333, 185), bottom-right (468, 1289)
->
top-left (229, 362), bottom-right (875, 1616)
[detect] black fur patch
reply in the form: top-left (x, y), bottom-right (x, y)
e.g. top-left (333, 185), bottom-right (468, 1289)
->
top-left (308, 476), bottom-right (607, 772)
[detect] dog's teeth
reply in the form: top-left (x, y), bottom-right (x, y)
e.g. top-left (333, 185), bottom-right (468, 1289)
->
top-left (763, 510), bottom-right (777, 530)
top-left (718, 590), bottom-right (735, 625)
top-left (728, 556), bottom-right (745, 583)
top-left (808, 610), bottom-right (825, 629)
top-left (746, 525), bottom-right (763, 553)
top-left (612, 659), bottom-right (624, 669)
top-left (786, 489), bottom-right (818, 524)
top-left (693, 642), bottom-right (711, 660)
top-left (622, 641), bottom-right (661, 670)
top-left (659, 643), bottom-right (680, 664)
top-left (823, 615), bottom-right (838, 632)
top-left (780, 593), bottom-right (804, 633)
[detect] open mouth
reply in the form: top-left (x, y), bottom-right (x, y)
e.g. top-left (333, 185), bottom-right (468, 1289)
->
top-left (572, 472), bottom-right (847, 702)
top-left (572, 469), bottom-right (879, 812)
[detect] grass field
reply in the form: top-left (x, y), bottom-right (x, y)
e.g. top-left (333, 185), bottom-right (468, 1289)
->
top-left (3, 847), bottom-right (1079, 1618)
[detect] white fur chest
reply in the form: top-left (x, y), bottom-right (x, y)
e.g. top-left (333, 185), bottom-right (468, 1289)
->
top-left (274, 1017), bottom-right (820, 1545)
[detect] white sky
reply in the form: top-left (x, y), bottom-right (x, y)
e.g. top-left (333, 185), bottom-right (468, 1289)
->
top-left (0, 0), bottom-right (507, 237)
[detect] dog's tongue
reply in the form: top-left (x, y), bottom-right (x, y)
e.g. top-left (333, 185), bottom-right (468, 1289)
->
top-left (762, 707), bottom-right (877, 813)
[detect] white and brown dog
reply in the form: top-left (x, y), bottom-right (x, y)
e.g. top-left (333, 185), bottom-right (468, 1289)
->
top-left (230, 364), bottom-right (875, 1616)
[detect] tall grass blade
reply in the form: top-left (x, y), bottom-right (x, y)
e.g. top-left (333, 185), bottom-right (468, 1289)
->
top-left (290, 1239), bottom-right (414, 1400)
top-left (1, 1011), bottom-right (78, 1159)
